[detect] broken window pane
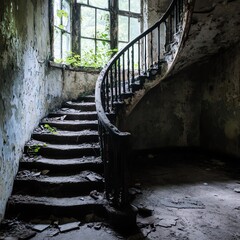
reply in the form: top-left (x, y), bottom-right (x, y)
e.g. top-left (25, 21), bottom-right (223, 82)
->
top-left (118, 15), bottom-right (129, 42)
top-left (81, 6), bottom-right (95, 38)
top-left (89, 0), bottom-right (108, 9)
top-left (119, 0), bottom-right (129, 11)
top-left (130, 0), bottom-right (141, 13)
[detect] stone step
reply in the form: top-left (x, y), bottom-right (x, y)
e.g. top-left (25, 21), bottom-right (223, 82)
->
top-left (32, 130), bottom-right (99, 144)
top-left (20, 156), bottom-right (103, 174)
top-left (41, 119), bottom-right (98, 131)
top-left (48, 111), bottom-right (97, 121)
top-left (62, 101), bottom-right (96, 111)
top-left (24, 141), bottom-right (100, 159)
top-left (77, 95), bottom-right (95, 103)
top-left (13, 171), bottom-right (104, 197)
top-left (6, 194), bottom-right (106, 220)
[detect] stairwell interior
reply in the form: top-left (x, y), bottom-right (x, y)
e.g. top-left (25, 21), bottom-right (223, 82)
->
top-left (1, 0), bottom-right (240, 238)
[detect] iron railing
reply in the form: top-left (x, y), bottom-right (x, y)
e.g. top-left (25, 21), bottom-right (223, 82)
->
top-left (95, 0), bottom-right (194, 208)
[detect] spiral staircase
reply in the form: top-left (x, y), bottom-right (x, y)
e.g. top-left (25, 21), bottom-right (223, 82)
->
top-left (5, 0), bottom-right (195, 228)
top-left (95, 0), bottom-right (195, 211)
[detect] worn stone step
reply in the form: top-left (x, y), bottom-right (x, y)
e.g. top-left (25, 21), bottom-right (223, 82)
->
top-left (13, 171), bottom-right (104, 197)
top-left (62, 101), bottom-right (96, 111)
top-left (24, 141), bottom-right (100, 159)
top-left (20, 156), bottom-right (103, 174)
top-left (48, 111), bottom-right (97, 121)
top-left (77, 95), bottom-right (95, 103)
top-left (41, 119), bottom-right (98, 131)
top-left (32, 130), bottom-right (99, 144)
top-left (6, 195), bottom-right (106, 220)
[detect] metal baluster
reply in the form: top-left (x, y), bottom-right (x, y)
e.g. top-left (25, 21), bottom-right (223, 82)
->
top-left (127, 49), bottom-right (130, 90)
top-left (180, 0), bottom-right (183, 19)
top-left (174, 2), bottom-right (177, 34)
top-left (106, 73), bottom-right (110, 112)
top-left (150, 31), bottom-right (153, 67)
top-left (122, 53), bottom-right (126, 93)
top-left (158, 25), bottom-right (161, 63)
top-left (110, 68), bottom-right (114, 111)
top-left (176, 0), bottom-right (180, 30)
top-left (131, 45), bottom-right (135, 84)
top-left (118, 58), bottom-right (121, 97)
top-left (144, 35), bottom-right (147, 74)
top-left (138, 40), bottom-right (140, 76)
top-left (170, 11), bottom-right (173, 43)
top-left (102, 78), bottom-right (106, 111)
top-left (114, 61), bottom-right (118, 102)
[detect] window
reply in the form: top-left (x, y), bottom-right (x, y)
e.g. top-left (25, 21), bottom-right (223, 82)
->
top-left (52, 0), bottom-right (142, 68)
top-left (53, 0), bottom-right (71, 60)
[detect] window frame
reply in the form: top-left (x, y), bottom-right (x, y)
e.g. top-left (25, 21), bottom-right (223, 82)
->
top-left (50, 0), bottom-right (143, 68)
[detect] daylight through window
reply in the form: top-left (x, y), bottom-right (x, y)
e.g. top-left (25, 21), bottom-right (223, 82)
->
top-left (52, 0), bottom-right (142, 68)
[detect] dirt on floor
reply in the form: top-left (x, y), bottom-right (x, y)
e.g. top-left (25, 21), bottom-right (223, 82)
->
top-left (1, 152), bottom-right (240, 240)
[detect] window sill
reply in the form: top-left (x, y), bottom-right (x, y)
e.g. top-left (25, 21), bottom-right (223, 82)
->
top-left (49, 61), bottom-right (102, 74)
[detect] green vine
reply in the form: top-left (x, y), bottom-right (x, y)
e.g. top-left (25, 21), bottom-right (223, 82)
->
top-left (43, 124), bottom-right (58, 134)
top-left (56, 47), bottom-right (118, 68)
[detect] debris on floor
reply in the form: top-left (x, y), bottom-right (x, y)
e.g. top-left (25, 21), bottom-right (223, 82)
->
top-left (135, 205), bottom-right (154, 217)
top-left (234, 188), bottom-right (240, 193)
top-left (93, 223), bottom-right (102, 230)
top-left (31, 224), bottom-right (50, 232)
top-left (155, 215), bottom-right (178, 228)
top-left (160, 198), bottom-right (205, 209)
top-left (89, 190), bottom-right (102, 200)
top-left (0, 220), bottom-right (36, 240)
top-left (129, 187), bottom-right (142, 196)
top-left (59, 222), bottom-right (80, 233)
top-left (137, 215), bottom-right (155, 227)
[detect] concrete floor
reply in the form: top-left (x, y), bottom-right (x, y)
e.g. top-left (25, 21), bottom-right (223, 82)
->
top-left (130, 153), bottom-right (240, 240)
top-left (1, 152), bottom-right (240, 239)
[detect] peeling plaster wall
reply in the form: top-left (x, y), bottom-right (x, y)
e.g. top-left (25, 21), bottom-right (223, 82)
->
top-left (125, 43), bottom-right (240, 157)
top-left (0, 0), bottom-right (63, 220)
top-left (144, 0), bottom-right (171, 29)
top-left (200, 43), bottom-right (240, 156)
top-left (0, 1), bottom-right (98, 221)
top-left (124, 0), bottom-right (240, 155)
top-left (172, 0), bottom-right (240, 74)
top-left (62, 70), bottom-right (99, 100)
top-left (125, 66), bottom-right (202, 150)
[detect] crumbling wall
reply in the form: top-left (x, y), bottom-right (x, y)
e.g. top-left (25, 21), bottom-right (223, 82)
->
top-left (125, 42), bottom-right (240, 157)
top-left (0, 0), bottom-right (62, 220)
top-left (172, 0), bottom-right (240, 74)
top-left (200, 43), bottom-right (240, 156)
top-left (144, 0), bottom-right (171, 29)
top-left (0, 0), bottom-right (98, 221)
top-left (62, 70), bottom-right (99, 100)
top-left (125, 65), bottom-right (202, 150)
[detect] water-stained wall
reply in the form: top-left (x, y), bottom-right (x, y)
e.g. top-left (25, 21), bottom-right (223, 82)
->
top-left (0, 0), bottom-right (98, 221)
top-left (125, 42), bottom-right (240, 157)
top-left (0, 0), bottom-right (62, 220)
top-left (124, 65), bottom-right (202, 150)
top-left (200, 43), bottom-right (240, 156)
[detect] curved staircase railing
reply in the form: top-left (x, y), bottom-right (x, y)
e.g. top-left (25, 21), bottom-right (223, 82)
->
top-left (95, 0), bottom-right (194, 208)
